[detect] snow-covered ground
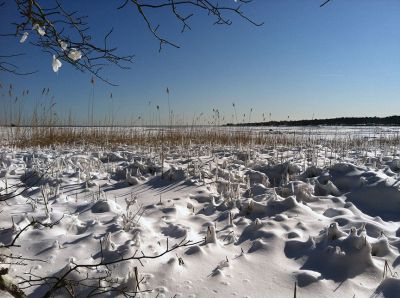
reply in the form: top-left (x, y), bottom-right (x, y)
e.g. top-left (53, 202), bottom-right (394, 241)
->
top-left (1, 128), bottom-right (400, 297)
top-left (1, 125), bottom-right (399, 143)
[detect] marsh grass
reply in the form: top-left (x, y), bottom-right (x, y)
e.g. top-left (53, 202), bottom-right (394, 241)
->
top-left (3, 124), bottom-right (399, 165)
top-left (1, 84), bottom-right (399, 162)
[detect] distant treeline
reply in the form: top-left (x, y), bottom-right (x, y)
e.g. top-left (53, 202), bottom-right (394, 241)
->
top-left (226, 116), bottom-right (400, 127)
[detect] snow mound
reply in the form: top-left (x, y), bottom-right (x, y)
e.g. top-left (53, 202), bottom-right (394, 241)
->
top-left (372, 278), bottom-right (400, 298)
top-left (91, 200), bottom-right (122, 213)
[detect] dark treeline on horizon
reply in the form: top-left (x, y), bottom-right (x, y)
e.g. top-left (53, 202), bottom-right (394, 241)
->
top-left (226, 116), bottom-right (400, 127)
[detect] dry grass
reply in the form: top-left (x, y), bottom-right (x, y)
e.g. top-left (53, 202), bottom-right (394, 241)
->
top-left (2, 125), bottom-right (399, 155)
top-left (1, 84), bottom-right (399, 154)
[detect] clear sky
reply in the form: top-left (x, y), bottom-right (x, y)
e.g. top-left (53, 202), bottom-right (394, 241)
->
top-left (1, 0), bottom-right (399, 125)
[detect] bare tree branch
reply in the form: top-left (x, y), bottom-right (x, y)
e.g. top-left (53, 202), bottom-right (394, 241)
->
top-left (1, 0), bottom-right (262, 84)
top-left (320, 0), bottom-right (332, 7)
top-left (0, 54), bottom-right (36, 75)
top-left (1, 215), bottom-right (64, 249)
top-left (14, 237), bottom-right (202, 297)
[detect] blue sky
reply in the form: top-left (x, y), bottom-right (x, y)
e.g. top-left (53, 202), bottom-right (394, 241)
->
top-left (1, 0), bottom-right (399, 125)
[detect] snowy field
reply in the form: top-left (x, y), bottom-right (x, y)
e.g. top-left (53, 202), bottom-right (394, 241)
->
top-left (1, 126), bottom-right (400, 298)
top-left (1, 125), bottom-right (399, 140)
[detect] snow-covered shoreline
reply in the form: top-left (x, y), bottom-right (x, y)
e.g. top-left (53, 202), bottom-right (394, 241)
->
top-left (1, 133), bottom-right (400, 297)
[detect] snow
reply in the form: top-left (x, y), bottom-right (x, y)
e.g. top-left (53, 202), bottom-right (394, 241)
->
top-left (19, 32), bottom-right (29, 43)
top-left (32, 24), bottom-right (45, 36)
top-left (52, 55), bottom-right (62, 73)
top-left (1, 128), bottom-right (400, 297)
top-left (67, 48), bottom-right (82, 61)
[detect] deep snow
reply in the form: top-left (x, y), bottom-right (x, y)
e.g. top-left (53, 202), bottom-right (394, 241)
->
top-left (1, 135), bottom-right (400, 297)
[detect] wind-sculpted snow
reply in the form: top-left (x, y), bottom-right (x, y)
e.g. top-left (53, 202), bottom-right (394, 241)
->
top-left (0, 145), bottom-right (400, 298)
